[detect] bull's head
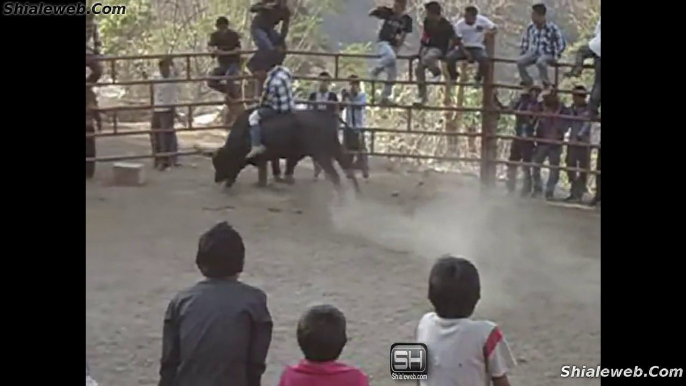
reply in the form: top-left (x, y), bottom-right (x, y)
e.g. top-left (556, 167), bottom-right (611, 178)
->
top-left (211, 147), bottom-right (245, 187)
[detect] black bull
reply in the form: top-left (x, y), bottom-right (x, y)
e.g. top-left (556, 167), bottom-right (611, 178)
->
top-left (211, 109), bottom-right (360, 192)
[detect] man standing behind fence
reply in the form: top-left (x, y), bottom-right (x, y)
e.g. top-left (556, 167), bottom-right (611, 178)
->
top-left (531, 89), bottom-right (570, 200)
top-left (506, 83), bottom-right (540, 196)
top-left (151, 57), bottom-right (180, 171)
top-left (414, 1), bottom-right (457, 105)
top-left (369, 0), bottom-right (413, 105)
top-left (446, 6), bottom-right (497, 85)
top-left (342, 75), bottom-right (369, 179)
top-left (516, 3), bottom-right (566, 89)
top-left (207, 17), bottom-right (242, 99)
top-left (564, 85), bottom-right (592, 202)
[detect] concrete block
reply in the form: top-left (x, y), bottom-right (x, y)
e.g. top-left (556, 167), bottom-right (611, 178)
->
top-left (112, 162), bottom-right (146, 186)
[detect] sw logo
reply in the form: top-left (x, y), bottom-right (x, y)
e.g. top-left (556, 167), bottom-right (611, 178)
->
top-left (390, 343), bottom-right (428, 376)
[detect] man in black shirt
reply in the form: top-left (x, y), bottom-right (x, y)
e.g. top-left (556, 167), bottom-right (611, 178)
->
top-left (207, 17), bottom-right (242, 99)
top-left (250, 0), bottom-right (290, 52)
top-left (369, 0), bottom-right (413, 105)
top-left (414, 1), bottom-right (457, 105)
top-left (158, 222), bottom-right (273, 386)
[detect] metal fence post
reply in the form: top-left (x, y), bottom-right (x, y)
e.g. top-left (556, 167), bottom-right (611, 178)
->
top-left (479, 34), bottom-right (497, 189)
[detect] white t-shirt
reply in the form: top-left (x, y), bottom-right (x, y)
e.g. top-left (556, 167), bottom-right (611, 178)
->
top-left (453, 15), bottom-right (496, 49)
top-left (153, 72), bottom-right (179, 112)
top-left (588, 19), bottom-right (600, 57)
top-left (416, 312), bottom-right (516, 386)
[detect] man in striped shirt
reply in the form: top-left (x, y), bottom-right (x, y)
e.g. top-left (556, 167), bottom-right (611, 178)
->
top-left (516, 3), bottom-right (566, 88)
top-left (247, 50), bottom-right (294, 159)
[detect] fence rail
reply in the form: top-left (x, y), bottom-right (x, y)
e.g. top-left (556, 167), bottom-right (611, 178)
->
top-left (87, 40), bottom-right (601, 186)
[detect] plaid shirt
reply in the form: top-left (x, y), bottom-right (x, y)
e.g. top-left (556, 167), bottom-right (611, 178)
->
top-left (260, 65), bottom-right (295, 112)
top-left (520, 22), bottom-right (566, 59)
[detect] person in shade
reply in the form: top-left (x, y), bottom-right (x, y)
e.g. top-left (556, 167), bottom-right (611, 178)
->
top-left (516, 3), bottom-right (566, 88)
top-left (417, 256), bottom-right (516, 386)
top-left (369, 0), bottom-right (413, 105)
top-left (564, 85), bottom-right (592, 202)
top-left (207, 16), bottom-right (242, 99)
top-left (250, 0), bottom-right (291, 52)
top-left (86, 13), bottom-right (103, 84)
top-left (158, 222), bottom-right (273, 386)
top-left (278, 304), bottom-right (369, 386)
top-left (566, 18), bottom-right (600, 116)
top-left (414, 1), bottom-right (457, 105)
top-left (86, 87), bottom-right (102, 179)
top-left (506, 82), bottom-right (541, 196)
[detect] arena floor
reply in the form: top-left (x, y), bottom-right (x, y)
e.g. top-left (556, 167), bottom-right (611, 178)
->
top-left (86, 132), bottom-right (600, 386)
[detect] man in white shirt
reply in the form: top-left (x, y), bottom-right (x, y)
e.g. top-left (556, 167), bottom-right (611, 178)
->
top-left (445, 6), bottom-right (497, 84)
top-left (151, 56), bottom-right (180, 170)
top-left (416, 256), bottom-right (516, 386)
top-left (565, 18), bottom-right (600, 115)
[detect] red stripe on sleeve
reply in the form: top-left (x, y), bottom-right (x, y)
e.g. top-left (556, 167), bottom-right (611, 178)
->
top-left (483, 327), bottom-right (503, 360)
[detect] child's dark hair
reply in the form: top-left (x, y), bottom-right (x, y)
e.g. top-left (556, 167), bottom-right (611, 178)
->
top-left (319, 71), bottom-right (332, 78)
top-left (297, 304), bottom-right (347, 362)
top-left (424, 1), bottom-right (442, 15)
top-left (464, 5), bottom-right (479, 16)
top-left (216, 16), bottom-right (229, 27)
top-left (428, 255), bottom-right (481, 318)
top-left (532, 3), bottom-right (547, 15)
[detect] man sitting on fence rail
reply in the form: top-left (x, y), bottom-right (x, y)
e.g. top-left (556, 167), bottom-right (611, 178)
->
top-left (246, 50), bottom-right (294, 159)
top-left (517, 3), bottom-right (566, 89)
top-left (447, 6), bottom-right (497, 86)
top-left (414, 1), bottom-right (457, 105)
top-left (207, 17), bottom-right (242, 99)
top-left (250, 0), bottom-right (291, 52)
top-left (566, 18), bottom-right (600, 117)
top-left (369, 0), bottom-right (413, 105)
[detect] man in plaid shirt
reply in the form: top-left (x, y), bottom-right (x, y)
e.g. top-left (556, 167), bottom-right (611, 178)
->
top-left (516, 3), bottom-right (566, 88)
top-left (247, 49), bottom-right (295, 159)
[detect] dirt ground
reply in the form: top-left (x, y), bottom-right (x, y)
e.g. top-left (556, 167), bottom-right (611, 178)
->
top-left (86, 132), bottom-right (600, 386)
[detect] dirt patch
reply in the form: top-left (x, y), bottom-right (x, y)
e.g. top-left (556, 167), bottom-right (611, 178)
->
top-left (86, 134), bottom-right (600, 386)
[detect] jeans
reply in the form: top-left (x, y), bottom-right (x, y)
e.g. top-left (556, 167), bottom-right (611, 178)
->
top-left (565, 144), bottom-right (591, 198)
top-left (208, 63), bottom-right (240, 97)
top-left (251, 23), bottom-right (281, 51)
top-left (445, 46), bottom-right (489, 81)
top-left (415, 47), bottom-right (443, 100)
top-left (371, 41), bottom-right (397, 100)
top-left (517, 52), bottom-right (555, 86)
top-left (532, 143), bottom-right (562, 194)
top-left (506, 135), bottom-right (534, 194)
top-left (151, 110), bottom-right (178, 168)
top-left (248, 107), bottom-right (277, 147)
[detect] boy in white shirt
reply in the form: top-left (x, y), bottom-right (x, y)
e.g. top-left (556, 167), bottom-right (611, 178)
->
top-left (446, 6), bottom-right (497, 84)
top-left (416, 256), bottom-right (516, 386)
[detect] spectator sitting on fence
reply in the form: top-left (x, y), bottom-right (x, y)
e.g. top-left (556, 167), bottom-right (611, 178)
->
top-left (250, 0), bottom-right (291, 52)
top-left (151, 56), bottom-right (181, 171)
top-left (369, 0), bottom-right (413, 106)
top-left (86, 13), bottom-right (103, 84)
top-left (517, 3), bottom-right (566, 89)
top-left (414, 1), bottom-right (457, 105)
top-left (277, 304), bottom-right (369, 386)
top-left (564, 85), bottom-right (592, 203)
top-left (566, 17), bottom-right (600, 117)
top-left (342, 75), bottom-right (369, 179)
top-left (416, 256), bottom-right (516, 386)
top-left (158, 221), bottom-right (273, 386)
top-left (506, 83), bottom-right (541, 196)
top-left (446, 6), bottom-right (497, 86)
top-left (207, 17), bottom-right (242, 100)
top-left (531, 88), bottom-right (571, 200)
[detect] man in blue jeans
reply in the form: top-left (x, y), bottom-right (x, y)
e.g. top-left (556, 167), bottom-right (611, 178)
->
top-left (250, 0), bottom-right (291, 52)
top-left (246, 50), bottom-right (294, 159)
top-left (207, 17), bottom-right (242, 98)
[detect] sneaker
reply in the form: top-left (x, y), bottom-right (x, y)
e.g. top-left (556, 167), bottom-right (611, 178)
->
top-left (246, 145), bottom-right (266, 159)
